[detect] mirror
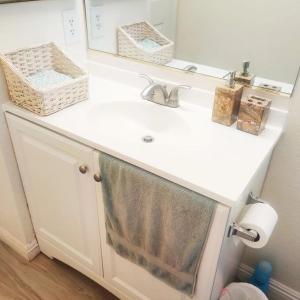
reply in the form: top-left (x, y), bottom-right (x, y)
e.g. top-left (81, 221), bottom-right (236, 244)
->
top-left (85, 0), bottom-right (300, 95)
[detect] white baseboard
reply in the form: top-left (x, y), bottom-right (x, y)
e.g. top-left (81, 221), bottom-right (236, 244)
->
top-left (238, 263), bottom-right (300, 300)
top-left (0, 226), bottom-right (40, 261)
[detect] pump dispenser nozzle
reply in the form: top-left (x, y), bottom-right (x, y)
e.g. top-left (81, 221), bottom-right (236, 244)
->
top-left (242, 61), bottom-right (250, 77)
top-left (226, 71), bottom-right (236, 89)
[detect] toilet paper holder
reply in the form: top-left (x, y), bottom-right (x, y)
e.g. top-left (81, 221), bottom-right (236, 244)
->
top-left (228, 223), bottom-right (259, 242)
top-left (228, 192), bottom-right (262, 242)
top-left (247, 192), bottom-right (264, 205)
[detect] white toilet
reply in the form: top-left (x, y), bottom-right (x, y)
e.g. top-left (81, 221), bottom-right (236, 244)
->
top-left (220, 282), bottom-right (268, 300)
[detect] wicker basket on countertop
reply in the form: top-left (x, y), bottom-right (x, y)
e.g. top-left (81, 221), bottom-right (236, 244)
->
top-left (117, 21), bottom-right (174, 65)
top-left (0, 42), bottom-right (88, 116)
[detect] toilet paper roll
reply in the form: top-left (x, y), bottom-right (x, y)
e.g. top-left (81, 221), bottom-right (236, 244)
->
top-left (239, 203), bottom-right (278, 249)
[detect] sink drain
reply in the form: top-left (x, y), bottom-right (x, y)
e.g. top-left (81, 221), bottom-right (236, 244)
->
top-left (142, 135), bottom-right (154, 143)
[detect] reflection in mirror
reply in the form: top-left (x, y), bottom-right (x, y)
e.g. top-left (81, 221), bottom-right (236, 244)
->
top-left (85, 0), bottom-right (300, 95)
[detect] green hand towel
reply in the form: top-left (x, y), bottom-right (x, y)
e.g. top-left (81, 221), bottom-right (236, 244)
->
top-left (100, 152), bottom-right (216, 297)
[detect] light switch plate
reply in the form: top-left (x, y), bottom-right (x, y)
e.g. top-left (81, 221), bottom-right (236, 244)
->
top-left (90, 6), bottom-right (104, 39)
top-left (62, 9), bottom-right (80, 44)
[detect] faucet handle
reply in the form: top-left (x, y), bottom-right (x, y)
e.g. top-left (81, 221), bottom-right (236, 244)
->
top-left (173, 85), bottom-right (191, 91)
top-left (168, 85), bottom-right (191, 108)
top-left (170, 85), bottom-right (191, 96)
top-left (139, 73), bottom-right (154, 84)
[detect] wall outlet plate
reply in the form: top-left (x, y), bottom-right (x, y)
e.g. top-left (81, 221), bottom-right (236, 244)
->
top-left (62, 9), bottom-right (80, 45)
top-left (90, 6), bottom-right (104, 39)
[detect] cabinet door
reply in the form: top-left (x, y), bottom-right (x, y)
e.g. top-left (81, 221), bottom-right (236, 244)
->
top-left (6, 114), bottom-right (103, 279)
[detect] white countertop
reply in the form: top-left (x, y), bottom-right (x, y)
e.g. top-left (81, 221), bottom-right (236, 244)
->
top-left (3, 73), bottom-right (285, 207)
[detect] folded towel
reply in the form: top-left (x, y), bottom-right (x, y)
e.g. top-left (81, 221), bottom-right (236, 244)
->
top-left (138, 38), bottom-right (161, 51)
top-left (27, 69), bottom-right (72, 90)
top-left (99, 152), bottom-right (216, 297)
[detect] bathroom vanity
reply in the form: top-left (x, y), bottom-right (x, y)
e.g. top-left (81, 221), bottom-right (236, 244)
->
top-left (3, 63), bottom-right (287, 300)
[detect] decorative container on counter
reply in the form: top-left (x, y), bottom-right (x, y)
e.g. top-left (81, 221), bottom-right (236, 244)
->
top-left (0, 42), bottom-right (88, 116)
top-left (237, 95), bottom-right (272, 135)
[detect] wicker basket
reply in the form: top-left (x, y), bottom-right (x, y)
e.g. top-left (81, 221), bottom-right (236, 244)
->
top-left (0, 42), bottom-right (88, 116)
top-left (117, 21), bottom-right (174, 65)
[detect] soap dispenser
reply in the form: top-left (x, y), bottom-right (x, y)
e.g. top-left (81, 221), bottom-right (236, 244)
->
top-left (235, 61), bottom-right (255, 86)
top-left (212, 71), bottom-right (243, 126)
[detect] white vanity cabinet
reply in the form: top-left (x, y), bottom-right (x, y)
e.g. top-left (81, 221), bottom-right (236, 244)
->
top-left (6, 113), bottom-right (245, 300)
top-left (6, 114), bottom-right (103, 281)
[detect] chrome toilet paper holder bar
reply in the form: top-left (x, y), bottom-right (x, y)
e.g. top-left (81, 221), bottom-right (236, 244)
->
top-left (228, 192), bottom-right (262, 242)
top-left (228, 223), bottom-right (259, 242)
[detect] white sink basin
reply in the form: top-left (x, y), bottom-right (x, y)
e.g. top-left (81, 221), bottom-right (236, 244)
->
top-left (88, 100), bottom-right (191, 143)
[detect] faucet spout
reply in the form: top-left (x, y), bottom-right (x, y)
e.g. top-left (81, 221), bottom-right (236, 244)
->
top-left (183, 65), bottom-right (198, 72)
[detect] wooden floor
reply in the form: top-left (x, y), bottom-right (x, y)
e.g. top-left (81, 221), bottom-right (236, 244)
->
top-left (0, 241), bottom-right (119, 300)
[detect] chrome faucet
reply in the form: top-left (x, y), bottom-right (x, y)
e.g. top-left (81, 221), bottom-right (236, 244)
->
top-left (183, 65), bottom-right (198, 73)
top-left (139, 74), bottom-right (191, 108)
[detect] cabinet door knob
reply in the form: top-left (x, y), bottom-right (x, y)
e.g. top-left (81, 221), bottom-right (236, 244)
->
top-left (94, 173), bottom-right (102, 182)
top-left (79, 165), bottom-right (88, 174)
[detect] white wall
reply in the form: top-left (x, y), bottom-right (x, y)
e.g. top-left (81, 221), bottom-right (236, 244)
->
top-left (176, 0), bottom-right (300, 84)
top-left (0, 0), bottom-right (86, 59)
top-left (148, 0), bottom-right (178, 41)
top-left (242, 76), bottom-right (300, 295)
top-left (0, 0), bottom-right (86, 257)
